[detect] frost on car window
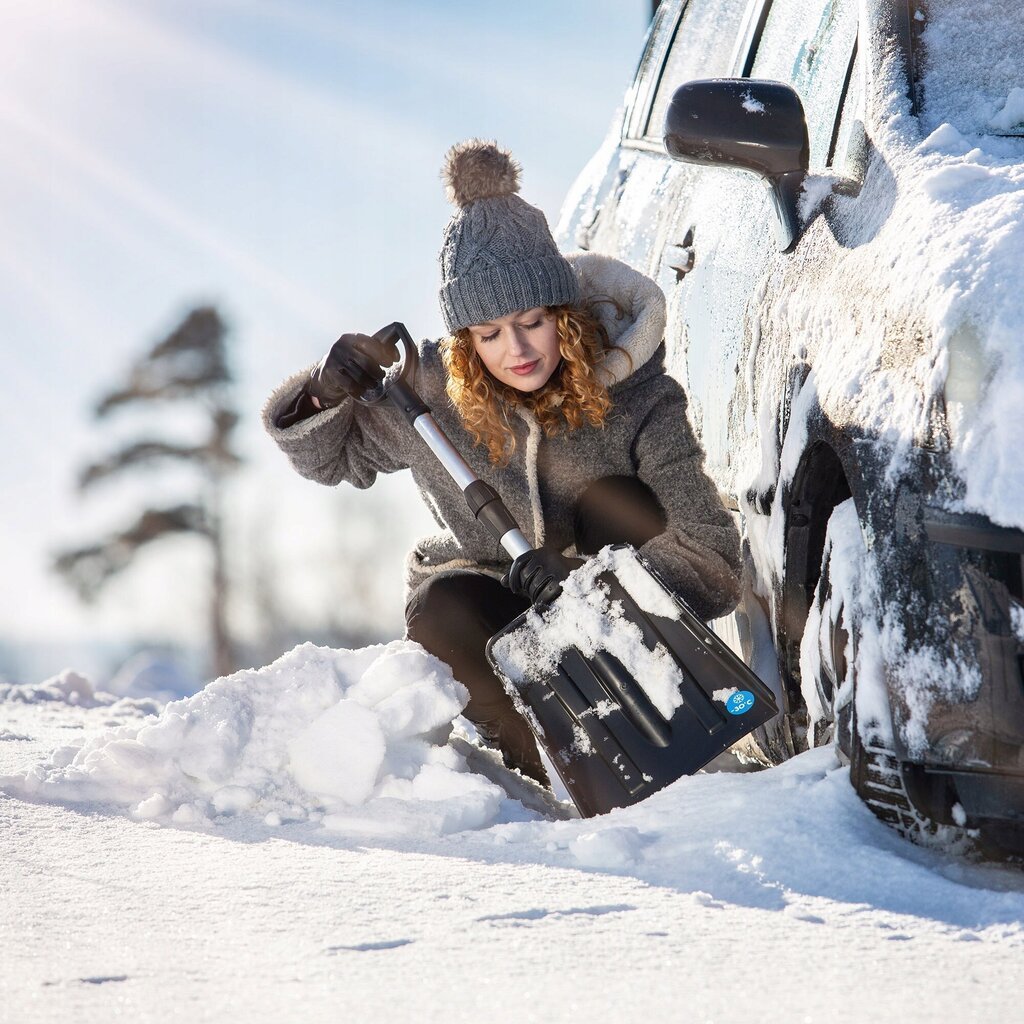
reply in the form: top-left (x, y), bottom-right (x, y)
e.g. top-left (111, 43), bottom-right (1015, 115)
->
top-left (916, 0), bottom-right (1024, 137)
top-left (644, 0), bottom-right (750, 140)
top-left (625, 0), bottom-right (683, 140)
top-left (749, 0), bottom-right (858, 170)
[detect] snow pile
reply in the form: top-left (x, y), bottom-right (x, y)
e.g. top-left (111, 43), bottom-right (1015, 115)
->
top-left (0, 669), bottom-right (116, 708)
top-left (4, 642), bottom-right (507, 836)
top-left (906, 121), bottom-right (1024, 527)
top-left (4, 691), bottom-right (1024, 1021)
top-left (491, 545), bottom-right (684, 721)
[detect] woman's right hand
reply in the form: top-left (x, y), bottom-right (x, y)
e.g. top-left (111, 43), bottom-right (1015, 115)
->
top-left (502, 548), bottom-right (584, 606)
top-left (307, 332), bottom-right (399, 409)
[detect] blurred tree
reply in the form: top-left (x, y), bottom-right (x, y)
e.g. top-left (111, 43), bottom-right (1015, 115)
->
top-left (54, 306), bottom-right (242, 678)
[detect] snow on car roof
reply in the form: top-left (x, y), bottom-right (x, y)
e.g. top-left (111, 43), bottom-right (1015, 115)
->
top-left (916, 0), bottom-right (1024, 137)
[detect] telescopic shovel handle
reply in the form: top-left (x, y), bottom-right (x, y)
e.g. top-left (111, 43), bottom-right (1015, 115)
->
top-left (376, 322), bottom-right (532, 560)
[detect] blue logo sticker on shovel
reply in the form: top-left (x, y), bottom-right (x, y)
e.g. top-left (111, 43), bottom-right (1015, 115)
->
top-left (726, 690), bottom-right (756, 715)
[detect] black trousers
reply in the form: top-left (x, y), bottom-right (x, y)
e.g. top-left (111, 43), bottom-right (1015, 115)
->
top-left (405, 475), bottom-right (666, 784)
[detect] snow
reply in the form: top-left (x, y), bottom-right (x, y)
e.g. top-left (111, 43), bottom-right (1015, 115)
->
top-left (1011, 602), bottom-right (1024, 643)
top-left (601, 544), bottom-right (679, 619)
top-left (797, 173), bottom-right (836, 220)
top-left (4, 6), bottom-right (1023, 1018)
top-left (918, 0), bottom-right (1024, 138)
top-left (2, 661), bottom-right (1023, 1022)
top-left (3, 643), bottom-right (506, 838)
top-left (709, 7), bottom-right (1024, 748)
top-left (0, 669), bottom-right (108, 708)
top-left (569, 825), bottom-right (643, 869)
top-left (990, 87), bottom-right (1024, 134)
top-left (741, 90), bottom-right (766, 115)
top-left (894, 4), bottom-right (1024, 531)
top-left (490, 546), bottom-right (685, 722)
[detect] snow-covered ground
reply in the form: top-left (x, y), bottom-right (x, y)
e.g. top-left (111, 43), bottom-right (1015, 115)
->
top-left (2, 646), bottom-right (1022, 1024)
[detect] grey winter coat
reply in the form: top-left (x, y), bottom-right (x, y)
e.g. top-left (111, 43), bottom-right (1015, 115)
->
top-left (262, 252), bottom-right (742, 621)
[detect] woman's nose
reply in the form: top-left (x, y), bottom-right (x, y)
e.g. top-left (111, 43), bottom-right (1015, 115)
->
top-left (507, 328), bottom-right (530, 355)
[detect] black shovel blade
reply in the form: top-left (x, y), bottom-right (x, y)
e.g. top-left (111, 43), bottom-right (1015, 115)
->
top-left (485, 545), bottom-right (779, 818)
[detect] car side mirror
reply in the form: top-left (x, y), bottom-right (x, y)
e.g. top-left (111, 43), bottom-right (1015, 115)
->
top-left (664, 79), bottom-right (810, 252)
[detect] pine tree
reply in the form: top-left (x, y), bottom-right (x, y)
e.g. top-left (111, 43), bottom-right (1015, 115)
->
top-left (54, 306), bottom-right (242, 678)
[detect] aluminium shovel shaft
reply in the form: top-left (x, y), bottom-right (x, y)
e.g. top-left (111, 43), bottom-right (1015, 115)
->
top-left (410, 411), bottom-right (482, 492)
top-left (384, 372), bottom-right (532, 561)
top-left (418, 415), bottom-right (533, 560)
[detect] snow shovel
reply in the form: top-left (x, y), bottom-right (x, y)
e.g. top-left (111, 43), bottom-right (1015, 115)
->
top-left (371, 322), bottom-right (779, 817)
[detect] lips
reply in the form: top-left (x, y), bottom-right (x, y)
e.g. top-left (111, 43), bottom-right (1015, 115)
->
top-left (509, 359), bottom-right (540, 376)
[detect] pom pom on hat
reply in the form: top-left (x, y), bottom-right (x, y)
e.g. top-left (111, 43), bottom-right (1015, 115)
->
top-left (437, 138), bottom-right (581, 331)
top-left (442, 139), bottom-right (521, 208)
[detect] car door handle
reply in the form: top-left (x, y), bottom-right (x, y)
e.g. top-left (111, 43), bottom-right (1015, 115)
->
top-left (664, 227), bottom-right (696, 282)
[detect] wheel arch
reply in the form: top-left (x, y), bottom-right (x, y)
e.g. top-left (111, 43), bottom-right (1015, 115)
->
top-left (777, 435), bottom-right (861, 710)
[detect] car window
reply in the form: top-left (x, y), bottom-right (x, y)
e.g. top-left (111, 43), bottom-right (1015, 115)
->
top-left (642, 0), bottom-right (752, 141)
top-left (624, 0), bottom-right (684, 140)
top-left (748, 0), bottom-right (859, 169)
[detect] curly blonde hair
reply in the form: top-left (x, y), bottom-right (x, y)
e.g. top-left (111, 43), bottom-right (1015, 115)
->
top-left (441, 299), bottom-right (629, 465)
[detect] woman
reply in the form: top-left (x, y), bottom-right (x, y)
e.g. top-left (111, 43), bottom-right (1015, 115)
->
top-left (264, 140), bottom-right (742, 785)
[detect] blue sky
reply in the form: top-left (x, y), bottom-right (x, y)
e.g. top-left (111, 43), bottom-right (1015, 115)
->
top-left (0, 0), bottom-right (650, 680)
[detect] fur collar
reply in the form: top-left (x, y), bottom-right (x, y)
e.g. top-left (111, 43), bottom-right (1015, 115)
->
top-left (565, 251), bottom-right (667, 386)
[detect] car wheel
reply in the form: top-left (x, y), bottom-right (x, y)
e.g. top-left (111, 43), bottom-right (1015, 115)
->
top-left (848, 723), bottom-right (946, 844)
top-left (802, 501), bottom-right (974, 851)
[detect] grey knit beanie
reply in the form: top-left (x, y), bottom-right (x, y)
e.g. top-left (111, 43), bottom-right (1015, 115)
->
top-left (438, 140), bottom-right (581, 333)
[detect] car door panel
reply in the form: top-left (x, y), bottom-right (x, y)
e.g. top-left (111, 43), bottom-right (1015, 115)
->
top-left (666, 0), bottom-right (859, 499)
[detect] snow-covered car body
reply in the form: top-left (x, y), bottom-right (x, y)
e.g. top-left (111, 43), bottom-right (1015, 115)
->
top-left (557, 0), bottom-right (1024, 853)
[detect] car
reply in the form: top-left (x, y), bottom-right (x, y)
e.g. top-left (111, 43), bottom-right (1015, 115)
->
top-left (557, 0), bottom-right (1024, 856)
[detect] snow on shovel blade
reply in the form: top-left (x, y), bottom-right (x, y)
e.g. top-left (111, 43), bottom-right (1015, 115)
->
top-left (486, 545), bottom-right (779, 818)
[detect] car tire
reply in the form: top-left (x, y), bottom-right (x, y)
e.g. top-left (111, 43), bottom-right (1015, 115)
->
top-left (804, 501), bottom-right (975, 851)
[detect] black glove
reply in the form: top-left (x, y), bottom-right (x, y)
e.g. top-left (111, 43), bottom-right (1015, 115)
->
top-left (502, 549), bottom-right (585, 606)
top-left (307, 332), bottom-right (398, 409)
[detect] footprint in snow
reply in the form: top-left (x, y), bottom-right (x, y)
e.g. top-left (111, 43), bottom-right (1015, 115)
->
top-left (325, 939), bottom-right (414, 953)
top-left (476, 904), bottom-right (636, 925)
top-left (42, 975), bottom-right (129, 988)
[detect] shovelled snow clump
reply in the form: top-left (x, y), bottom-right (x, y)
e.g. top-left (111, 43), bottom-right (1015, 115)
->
top-left (491, 545), bottom-right (685, 722)
top-left (5, 642), bottom-right (504, 836)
